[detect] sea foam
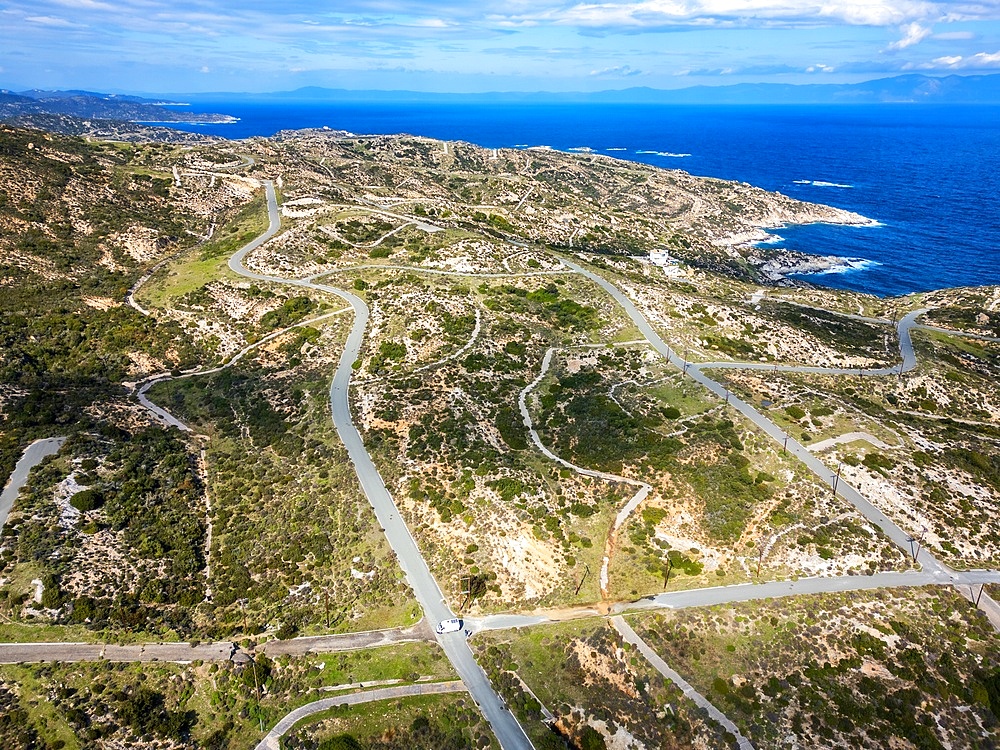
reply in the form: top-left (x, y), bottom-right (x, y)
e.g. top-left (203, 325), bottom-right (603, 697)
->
top-left (794, 179), bottom-right (853, 188)
top-left (805, 258), bottom-right (882, 276)
top-left (637, 149), bottom-right (691, 158)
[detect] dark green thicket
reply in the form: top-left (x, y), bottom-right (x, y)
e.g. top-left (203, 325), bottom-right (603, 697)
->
top-left (0, 126), bottom-right (205, 487)
top-left (483, 283), bottom-right (600, 332)
top-left (0, 684), bottom-right (46, 750)
top-left (0, 426), bottom-right (206, 634)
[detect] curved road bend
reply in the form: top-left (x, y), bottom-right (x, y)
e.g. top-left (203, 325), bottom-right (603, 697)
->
top-left (560, 259), bottom-right (952, 578)
top-left (467, 568), bottom-right (1000, 633)
top-left (229, 181), bottom-right (534, 750)
top-left (1, 437), bottom-right (66, 534)
top-left (695, 308), bottom-right (925, 376)
top-left (135, 308), bottom-right (351, 433)
top-left (612, 616), bottom-right (755, 750)
top-left (254, 681), bottom-right (467, 750)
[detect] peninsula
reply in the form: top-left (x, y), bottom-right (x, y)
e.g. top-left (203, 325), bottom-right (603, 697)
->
top-left (0, 120), bottom-right (997, 750)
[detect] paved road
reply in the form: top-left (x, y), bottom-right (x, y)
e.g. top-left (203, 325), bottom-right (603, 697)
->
top-left (695, 308), bottom-right (925, 376)
top-left (134, 308), bottom-right (350, 432)
top-left (0, 640), bottom-right (235, 664)
top-left (518, 347), bottom-right (650, 596)
top-left (318, 263), bottom-right (572, 279)
top-left (0, 437), bottom-right (66, 534)
top-left (261, 622), bottom-right (432, 656)
top-left (612, 616), bottom-right (755, 750)
top-left (467, 569), bottom-right (1000, 632)
top-left (254, 681), bottom-right (467, 750)
top-left (917, 323), bottom-right (1000, 344)
top-left (137, 379), bottom-right (193, 432)
top-left (562, 257), bottom-right (952, 577)
top-left (229, 181), bottom-right (535, 750)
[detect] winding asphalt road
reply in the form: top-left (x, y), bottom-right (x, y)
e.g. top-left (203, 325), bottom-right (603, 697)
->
top-left (694, 307), bottom-right (924, 376)
top-left (135, 308), bottom-right (351, 434)
top-left (6, 180), bottom-right (999, 748)
top-left (254, 681), bottom-right (468, 750)
top-left (0, 437), bottom-right (66, 534)
top-left (560, 258), bottom-right (953, 578)
top-left (229, 181), bottom-right (534, 750)
top-left (612, 616), bottom-right (755, 750)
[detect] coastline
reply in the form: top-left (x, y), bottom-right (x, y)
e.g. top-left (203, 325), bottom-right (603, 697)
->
top-left (710, 205), bottom-right (881, 285)
top-left (748, 249), bottom-right (881, 283)
top-left (131, 115), bottom-right (240, 125)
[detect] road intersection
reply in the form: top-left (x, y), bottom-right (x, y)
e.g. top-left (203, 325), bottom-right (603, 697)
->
top-left (8, 177), bottom-right (996, 748)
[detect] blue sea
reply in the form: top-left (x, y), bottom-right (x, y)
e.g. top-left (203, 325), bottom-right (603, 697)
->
top-left (168, 101), bottom-right (1000, 298)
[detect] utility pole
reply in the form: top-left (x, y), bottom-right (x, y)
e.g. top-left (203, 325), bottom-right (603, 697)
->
top-left (974, 584), bottom-right (986, 607)
top-left (913, 527), bottom-right (926, 562)
top-left (460, 575), bottom-right (471, 611)
top-left (832, 462), bottom-right (842, 496)
top-left (251, 656), bottom-right (263, 732)
top-left (324, 589), bottom-right (330, 629)
top-left (575, 564), bottom-right (590, 596)
top-left (783, 433), bottom-right (789, 455)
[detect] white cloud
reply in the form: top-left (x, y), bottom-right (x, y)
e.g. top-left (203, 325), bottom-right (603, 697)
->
top-left (967, 50), bottom-right (1000, 66)
top-left (200, 65), bottom-right (210, 73)
top-left (589, 64), bottom-right (642, 76)
top-left (25, 14), bottom-right (82, 27)
top-left (888, 21), bottom-right (931, 50)
top-left (49, 0), bottom-right (117, 10)
top-left (928, 51), bottom-right (1000, 68)
top-left (414, 18), bottom-right (451, 28)
top-left (806, 63), bottom-right (835, 72)
top-left (932, 30), bottom-right (974, 40)
top-left (500, 0), bottom-right (948, 30)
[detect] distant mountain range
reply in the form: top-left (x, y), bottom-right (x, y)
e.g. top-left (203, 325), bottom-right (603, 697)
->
top-left (2, 73), bottom-right (998, 133)
top-left (173, 73), bottom-right (1000, 105)
top-left (0, 89), bottom-right (235, 123)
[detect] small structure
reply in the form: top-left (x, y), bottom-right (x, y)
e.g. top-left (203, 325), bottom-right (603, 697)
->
top-left (649, 250), bottom-right (685, 278)
top-left (649, 249), bottom-right (678, 267)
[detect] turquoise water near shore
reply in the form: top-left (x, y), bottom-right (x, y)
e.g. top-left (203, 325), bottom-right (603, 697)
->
top-left (169, 101), bottom-right (1000, 297)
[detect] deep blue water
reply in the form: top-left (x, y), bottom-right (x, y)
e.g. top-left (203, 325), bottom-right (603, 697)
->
top-left (168, 101), bottom-right (1000, 297)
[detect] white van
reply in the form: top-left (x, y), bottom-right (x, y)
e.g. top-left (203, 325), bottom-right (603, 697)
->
top-left (435, 618), bottom-right (463, 634)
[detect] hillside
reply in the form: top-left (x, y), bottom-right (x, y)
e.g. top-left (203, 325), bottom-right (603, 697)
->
top-left (0, 90), bottom-right (235, 123)
top-left (0, 123), bottom-right (997, 750)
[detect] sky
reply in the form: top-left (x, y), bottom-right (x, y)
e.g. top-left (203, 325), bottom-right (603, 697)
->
top-left (2, 0), bottom-right (1000, 93)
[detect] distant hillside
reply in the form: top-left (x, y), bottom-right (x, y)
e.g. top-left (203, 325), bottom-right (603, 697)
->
top-left (174, 73), bottom-right (1000, 105)
top-left (0, 89), bottom-right (236, 123)
top-left (589, 74), bottom-right (1000, 104)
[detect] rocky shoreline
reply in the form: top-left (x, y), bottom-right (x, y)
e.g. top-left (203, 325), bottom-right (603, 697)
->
top-left (710, 201), bottom-right (880, 284)
top-left (748, 248), bottom-right (878, 283)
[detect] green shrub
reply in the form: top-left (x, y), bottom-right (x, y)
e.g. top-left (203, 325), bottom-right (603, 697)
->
top-left (785, 405), bottom-right (806, 420)
top-left (70, 488), bottom-right (105, 512)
